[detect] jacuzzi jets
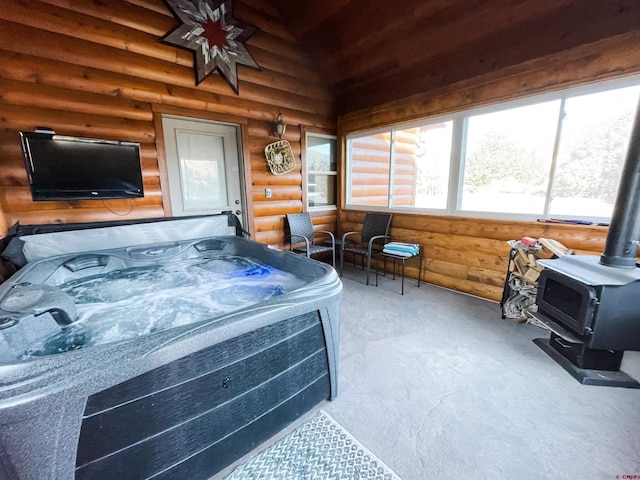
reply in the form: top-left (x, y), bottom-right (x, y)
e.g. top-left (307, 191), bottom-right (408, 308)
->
top-left (1, 245), bottom-right (307, 359)
top-left (22, 254), bottom-right (302, 357)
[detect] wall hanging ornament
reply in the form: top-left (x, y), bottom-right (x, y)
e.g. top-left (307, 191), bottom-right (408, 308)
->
top-left (162, 0), bottom-right (260, 93)
top-left (265, 140), bottom-right (296, 175)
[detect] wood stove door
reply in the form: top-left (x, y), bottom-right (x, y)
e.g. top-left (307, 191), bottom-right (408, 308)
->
top-left (536, 270), bottom-right (599, 339)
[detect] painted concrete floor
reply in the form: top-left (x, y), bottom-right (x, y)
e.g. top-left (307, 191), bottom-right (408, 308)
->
top-left (218, 264), bottom-right (640, 480)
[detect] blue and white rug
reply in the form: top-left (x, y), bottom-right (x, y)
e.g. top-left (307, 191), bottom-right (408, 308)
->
top-left (224, 410), bottom-right (401, 480)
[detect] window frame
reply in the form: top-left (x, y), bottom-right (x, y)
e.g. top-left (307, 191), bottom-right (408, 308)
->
top-left (303, 130), bottom-right (338, 212)
top-left (344, 75), bottom-right (640, 223)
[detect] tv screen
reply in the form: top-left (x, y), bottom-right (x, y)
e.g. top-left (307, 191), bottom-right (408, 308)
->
top-left (20, 131), bottom-right (144, 201)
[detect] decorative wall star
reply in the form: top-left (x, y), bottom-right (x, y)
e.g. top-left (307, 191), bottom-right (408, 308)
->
top-left (162, 0), bottom-right (260, 93)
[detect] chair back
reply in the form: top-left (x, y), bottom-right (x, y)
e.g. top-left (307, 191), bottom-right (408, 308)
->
top-left (286, 213), bottom-right (315, 245)
top-left (361, 213), bottom-right (392, 245)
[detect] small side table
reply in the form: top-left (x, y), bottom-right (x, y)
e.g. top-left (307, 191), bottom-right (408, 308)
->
top-left (324, 238), bottom-right (347, 273)
top-left (375, 251), bottom-right (423, 295)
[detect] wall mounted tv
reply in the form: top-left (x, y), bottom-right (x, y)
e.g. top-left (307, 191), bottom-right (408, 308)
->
top-left (20, 130), bottom-right (144, 201)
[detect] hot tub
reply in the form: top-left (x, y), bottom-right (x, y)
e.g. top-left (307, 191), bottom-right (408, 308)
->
top-left (0, 214), bottom-right (341, 480)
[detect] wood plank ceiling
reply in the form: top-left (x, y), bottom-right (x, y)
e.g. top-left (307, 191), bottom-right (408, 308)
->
top-left (272, 0), bottom-right (640, 115)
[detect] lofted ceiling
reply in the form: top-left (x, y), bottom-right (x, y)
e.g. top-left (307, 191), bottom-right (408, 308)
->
top-left (271, 0), bottom-right (640, 116)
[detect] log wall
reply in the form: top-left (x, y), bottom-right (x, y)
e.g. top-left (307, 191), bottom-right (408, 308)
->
top-left (338, 31), bottom-right (640, 302)
top-left (0, 0), bottom-right (337, 246)
top-left (341, 211), bottom-right (610, 302)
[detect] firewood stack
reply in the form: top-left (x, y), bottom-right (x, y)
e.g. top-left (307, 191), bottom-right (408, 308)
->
top-left (502, 237), bottom-right (571, 323)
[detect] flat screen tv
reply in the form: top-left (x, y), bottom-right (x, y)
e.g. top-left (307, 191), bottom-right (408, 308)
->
top-left (20, 130), bottom-right (144, 201)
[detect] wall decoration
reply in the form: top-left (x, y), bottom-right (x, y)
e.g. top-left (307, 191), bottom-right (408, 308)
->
top-left (163, 0), bottom-right (260, 93)
top-left (265, 140), bottom-right (296, 175)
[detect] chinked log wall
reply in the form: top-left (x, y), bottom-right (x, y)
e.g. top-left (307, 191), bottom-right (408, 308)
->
top-left (0, 0), bottom-right (336, 245)
top-left (339, 31), bottom-right (640, 302)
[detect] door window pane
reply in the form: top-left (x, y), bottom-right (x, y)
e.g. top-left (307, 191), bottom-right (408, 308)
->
top-left (176, 131), bottom-right (228, 211)
top-left (461, 100), bottom-right (560, 214)
top-left (549, 86), bottom-right (640, 218)
top-left (348, 133), bottom-right (391, 207)
top-left (392, 122), bottom-right (452, 209)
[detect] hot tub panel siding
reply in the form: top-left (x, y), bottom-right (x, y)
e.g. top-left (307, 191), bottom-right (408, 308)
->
top-left (74, 311), bottom-right (329, 480)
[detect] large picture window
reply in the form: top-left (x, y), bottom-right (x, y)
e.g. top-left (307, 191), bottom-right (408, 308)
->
top-left (345, 77), bottom-right (640, 222)
top-left (549, 86), bottom-right (639, 218)
top-left (461, 101), bottom-right (559, 214)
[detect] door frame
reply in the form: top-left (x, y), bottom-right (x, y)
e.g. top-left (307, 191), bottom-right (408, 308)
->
top-left (152, 105), bottom-right (254, 234)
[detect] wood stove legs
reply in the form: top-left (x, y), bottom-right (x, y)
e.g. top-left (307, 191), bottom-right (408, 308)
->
top-left (533, 335), bottom-right (640, 388)
top-left (548, 333), bottom-right (624, 370)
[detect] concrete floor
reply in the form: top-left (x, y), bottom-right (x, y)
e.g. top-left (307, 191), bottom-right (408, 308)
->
top-left (219, 264), bottom-right (640, 480)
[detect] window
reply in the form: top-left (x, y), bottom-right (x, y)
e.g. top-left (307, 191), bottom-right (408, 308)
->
top-left (549, 86), bottom-right (639, 218)
top-left (347, 132), bottom-right (390, 207)
top-left (345, 77), bottom-right (640, 222)
top-left (347, 124), bottom-right (453, 209)
top-left (177, 131), bottom-right (227, 210)
top-left (394, 122), bottom-right (452, 209)
top-left (306, 133), bottom-right (337, 209)
top-left (461, 101), bottom-right (559, 214)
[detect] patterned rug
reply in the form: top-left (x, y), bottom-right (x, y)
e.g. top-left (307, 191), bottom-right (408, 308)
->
top-left (224, 410), bottom-right (401, 480)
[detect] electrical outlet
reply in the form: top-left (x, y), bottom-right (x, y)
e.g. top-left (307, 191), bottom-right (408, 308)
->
top-left (265, 188), bottom-right (272, 198)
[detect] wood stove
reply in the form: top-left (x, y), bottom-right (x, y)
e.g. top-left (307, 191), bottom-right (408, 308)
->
top-left (532, 100), bottom-right (640, 388)
top-left (534, 255), bottom-right (640, 386)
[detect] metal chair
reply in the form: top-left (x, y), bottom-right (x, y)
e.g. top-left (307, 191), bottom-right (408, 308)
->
top-left (286, 213), bottom-right (336, 267)
top-left (341, 213), bottom-right (392, 284)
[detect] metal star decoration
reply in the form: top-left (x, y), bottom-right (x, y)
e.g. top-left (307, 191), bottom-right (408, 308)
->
top-left (162, 0), bottom-right (260, 93)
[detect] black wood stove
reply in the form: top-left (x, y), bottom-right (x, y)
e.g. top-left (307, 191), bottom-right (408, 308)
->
top-left (533, 100), bottom-right (640, 388)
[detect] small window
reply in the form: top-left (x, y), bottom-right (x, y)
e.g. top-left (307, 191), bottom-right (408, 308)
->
top-left (306, 133), bottom-right (337, 209)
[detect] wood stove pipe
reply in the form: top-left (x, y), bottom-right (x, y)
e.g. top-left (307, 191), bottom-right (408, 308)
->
top-left (600, 99), bottom-right (640, 268)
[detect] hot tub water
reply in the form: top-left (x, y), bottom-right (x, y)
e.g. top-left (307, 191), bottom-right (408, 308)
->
top-left (25, 255), bottom-right (303, 357)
